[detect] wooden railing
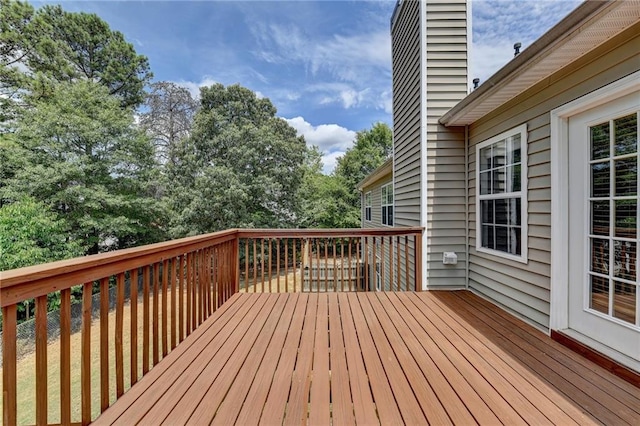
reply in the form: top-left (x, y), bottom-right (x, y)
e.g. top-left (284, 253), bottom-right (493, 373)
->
top-left (0, 227), bottom-right (422, 425)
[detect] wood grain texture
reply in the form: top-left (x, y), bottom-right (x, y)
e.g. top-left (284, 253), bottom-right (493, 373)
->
top-left (2, 304), bottom-right (17, 426)
top-left (35, 295), bottom-right (48, 425)
top-left (94, 291), bottom-right (640, 426)
top-left (81, 282), bottom-right (92, 425)
top-left (60, 288), bottom-right (71, 425)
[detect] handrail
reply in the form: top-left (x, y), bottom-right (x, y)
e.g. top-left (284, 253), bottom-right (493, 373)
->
top-left (0, 227), bottom-right (423, 425)
top-left (0, 229), bottom-right (239, 306)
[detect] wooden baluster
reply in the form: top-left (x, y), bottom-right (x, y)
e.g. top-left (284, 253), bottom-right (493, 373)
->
top-left (245, 239), bottom-right (249, 292)
top-left (363, 237), bottom-right (368, 292)
top-left (381, 237), bottom-right (385, 291)
top-left (332, 239), bottom-right (337, 292)
top-left (316, 238), bottom-right (321, 293)
top-left (268, 238), bottom-right (273, 293)
top-left (284, 239), bottom-right (289, 292)
top-left (191, 251), bottom-right (197, 330)
top-left (415, 233), bottom-right (423, 291)
top-left (396, 236), bottom-right (401, 292)
top-left (371, 239), bottom-right (376, 292)
top-left (197, 250), bottom-right (202, 325)
top-left (213, 247), bottom-right (218, 309)
top-left (253, 240), bottom-right (257, 293)
top-left (356, 238), bottom-right (362, 287)
top-left (100, 276), bottom-right (110, 411)
top-left (171, 259), bottom-right (177, 350)
top-left (60, 288), bottom-right (71, 425)
top-left (116, 272), bottom-right (125, 397)
top-left (131, 268), bottom-right (139, 384)
top-left (81, 282), bottom-right (92, 425)
top-left (261, 239), bottom-right (265, 293)
top-left (324, 239), bottom-right (329, 291)
top-left (153, 263), bottom-right (160, 365)
top-left (277, 238), bottom-right (281, 292)
top-left (178, 255), bottom-right (184, 343)
top-left (347, 238), bottom-right (352, 291)
top-left (340, 240), bottom-right (345, 292)
top-left (405, 236), bottom-right (410, 292)
top-left (162, 259), bottom-right (169, 357)
top-left (35, 295), bottom-right (47, 425)
top-left (186, 252), bottom-right (192, 336)
top-left (293, 239), bottom-right (297, 292)
top-left (143, 266), bottom-right (150, 374)
top-left (206, 248), bottom-right (212, 316)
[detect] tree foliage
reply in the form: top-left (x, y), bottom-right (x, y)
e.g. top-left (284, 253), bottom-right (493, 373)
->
top-left (167, 84), bottom-right (308, 236)
top-left (1, 80), bottom-right (165, 254)
top-left (0, 197), bottom-right (83, 271)
top-left (0, 0), bottom-right (152, 118)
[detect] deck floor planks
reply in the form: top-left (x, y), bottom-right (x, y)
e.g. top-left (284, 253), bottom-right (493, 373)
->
top-left (449, 291), bottom-right (640, 411)
top-left (254, 294), bottom-right (308, 425)
top-left (326, 294), bottom-right (355, 425)
top-left (280, 293), bottom-right (319, 425)
top-left (96, 291), bottom-right (640, 426)
top-left (211, 293), bottom-right (298, 425)
top-left (411, 292), bottom-right (583, 425)
top-left (308, 294), bottom-right (331, 425)
top-left (95, 293), bottom-right (250, 424)
top-left (391, 292), bottom-right (506, 424)
top-left (373, 292), bottom-right (477, 425)
top-left (443, 291), bottom-right (640, 423)
top-left (157, 294), bottom-right (282, 425)
top-left (433, 291), bottom-right (634, 425)
top-left (405, 291), bottom-right (577, 425)
top-left (132, 293), bottom-right (274, 424)
top-left (345, 292), bottom-right (405, 425)
top-left (188, 294), bottom-right (290, 424)
top-left (358, 292), bottom-right (445, 424)
top-left (225, 294), bottom-right (306, 424)
top-left (336, 293), bottom-right (378, 425)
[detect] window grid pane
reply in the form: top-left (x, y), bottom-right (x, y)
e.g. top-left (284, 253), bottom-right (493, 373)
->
top-left (477, 127), bottom-right (525, 257)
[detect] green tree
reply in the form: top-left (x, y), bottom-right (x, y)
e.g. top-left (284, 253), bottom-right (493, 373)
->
top-left (0, 197), bottom-right (82, 271)
top-left (168, 84), bottom-right (308, 235)
top-left (0, 80), bottom-right (165, 254)
top-left (0, 0), bottom-right (152, 117)
top-left (329, 122), bottom-right (392, 228)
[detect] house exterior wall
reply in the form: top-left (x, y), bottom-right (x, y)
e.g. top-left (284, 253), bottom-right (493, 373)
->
top-left (466, 24), bottom-right (640, 330)
top-left (424, 0), bottom-right (468, 288)
top-left (391, 0), bottom-right (469, 289)
top-left (391, 0), bottom-right (421, 228)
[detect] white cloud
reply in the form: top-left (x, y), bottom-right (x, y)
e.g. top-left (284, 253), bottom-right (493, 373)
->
top-left (285, 116), bottom-right (356, 174)
top-left (321, 151), bottom-right (344, 175)
top-left (174, 76), bottom-right (219, 99)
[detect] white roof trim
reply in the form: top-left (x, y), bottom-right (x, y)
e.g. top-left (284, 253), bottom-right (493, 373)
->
top-left (440, 0), bottom-right (640, 127)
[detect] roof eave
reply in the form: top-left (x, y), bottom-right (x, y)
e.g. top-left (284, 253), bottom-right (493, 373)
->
top-left (440, 0), bottom-right (617, 127)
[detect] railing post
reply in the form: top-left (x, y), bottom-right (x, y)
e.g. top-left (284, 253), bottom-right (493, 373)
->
top-left (415, 232), bottom-right (423, 291)
top-left (234, 233), bottom-right (240, 294)
top-left (2, 304), bottom-right (17, 426)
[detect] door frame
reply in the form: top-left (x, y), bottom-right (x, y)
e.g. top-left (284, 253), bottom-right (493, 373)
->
top-left (550, 71), bottom-right (640, 362)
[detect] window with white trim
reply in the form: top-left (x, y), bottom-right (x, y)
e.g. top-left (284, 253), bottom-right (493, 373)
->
top-left (365, 191), bottom-right (372, 221)
top-left (381, 183), bottom-right (393, 226)
top-left (476, 124), bottom-right (527, 261)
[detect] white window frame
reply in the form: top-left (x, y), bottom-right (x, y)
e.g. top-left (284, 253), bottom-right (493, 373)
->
top-left (381, 183), bottom-right (393, 226)
top-left (475, 124), bottom-right (528, 263)
top-left (364, 191), bottom-right (372, 222)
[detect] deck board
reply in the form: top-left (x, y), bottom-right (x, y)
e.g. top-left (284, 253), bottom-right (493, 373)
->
top-left (95, 291), bottom-right (640, 425)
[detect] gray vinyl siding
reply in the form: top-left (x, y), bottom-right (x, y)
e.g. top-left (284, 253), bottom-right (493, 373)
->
top-left (424, 0), bottom-right (468, 288)
top-left (392, 0), bottom-right (421, 227)
top-left (466, 24), bottom-right (640, 330)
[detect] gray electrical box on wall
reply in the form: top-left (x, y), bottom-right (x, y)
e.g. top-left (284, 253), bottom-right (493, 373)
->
top-left (443, 252), bottom-right (457, 265)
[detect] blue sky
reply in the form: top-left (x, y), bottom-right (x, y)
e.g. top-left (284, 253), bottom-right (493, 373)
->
top-left (42, 0), bottom-right (582, 173)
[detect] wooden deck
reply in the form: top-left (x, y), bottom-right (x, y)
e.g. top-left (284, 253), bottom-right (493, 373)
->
top-left (93, 291), bottom-right (640, 425)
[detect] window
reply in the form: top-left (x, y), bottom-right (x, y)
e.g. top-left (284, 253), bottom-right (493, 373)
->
top-left (365, 191), bottom-right (372, 221)
top-left (381, 183), bottom-right (393, 226)
top-left (476, 124), bottom-right (527, 261)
